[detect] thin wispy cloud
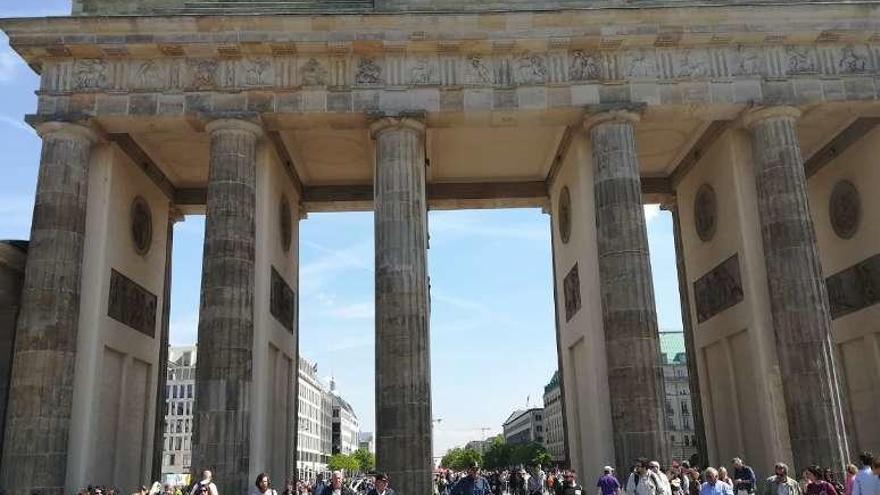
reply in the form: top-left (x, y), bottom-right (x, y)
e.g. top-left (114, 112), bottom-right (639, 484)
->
top-left (169, 310), bottom-right (199, 346)
top-left (644, 204), bottom-right (661, 223)
top-left (332, 302), bottom-right (374, 320)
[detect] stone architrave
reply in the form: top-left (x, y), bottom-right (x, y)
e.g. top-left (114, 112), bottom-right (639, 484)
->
top-left (0, 122), bottom-right (97, 495)
top-left (192, 118), bottom-right (261, 495)
top-left (586, 109), bottom-right (669, 471)
top-left (743, 106), bottom-right (849, 472)
top-left (370, 115), bottom-right (433, 495)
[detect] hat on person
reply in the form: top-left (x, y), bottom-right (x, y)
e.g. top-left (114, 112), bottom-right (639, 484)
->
top-left (603, 467), bottom-right (614, 473)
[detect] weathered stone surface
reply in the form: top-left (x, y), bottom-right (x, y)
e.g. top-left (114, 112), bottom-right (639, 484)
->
top-left (371, 116), bottom-right (433, 495)
top-left (0, 123), bottom-right (96, 495)
top-left (192, 118), bottom-right (260, 495)
top-left (587, 111), bottom-right (668, 471)
top-left (71, 0), bottom-right (880, 15)
top-left (0, 241), bottom-right (27, 473)
top-left (744, 106), bottom-right (848, 472)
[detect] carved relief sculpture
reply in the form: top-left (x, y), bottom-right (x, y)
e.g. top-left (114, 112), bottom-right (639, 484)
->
top-left (694, 183), bottom-right (717, 242)
top-left (131, 196), bottom-right (153, 256)
top-left (829, 179), bottom-right (861, 239)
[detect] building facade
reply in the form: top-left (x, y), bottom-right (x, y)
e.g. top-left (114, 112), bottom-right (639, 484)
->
top-left (358, 432), bottom-right (375, 454)
top-left (503, 408), bottom-right (544, 446)
top-left (659, 333), bottom-right (698, 463)
top-left (331, 389), bottom-right (360, 455)
top-left (2, 1), bottom-right (880, 494)
top-left (542, 371), bottom-right (566, 466)
top-left (162, 346), bottom-right (196, 484)
top-left (298, 357), bottom-right (333, 483)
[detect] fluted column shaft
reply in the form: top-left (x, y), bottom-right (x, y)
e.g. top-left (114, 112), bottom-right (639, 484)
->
top-left (744, 107), bottom-right (848, 472)
top-left (588, 111), bottom-right (668, 471)
top-left (372, 117), bottom-right (432, 495)
top-left (0, 122), bottom-right (96, 495)
top-left (193, 119), bottom-right (261, 495)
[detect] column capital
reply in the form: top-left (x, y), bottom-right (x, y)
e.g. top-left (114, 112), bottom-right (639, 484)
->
top-left (35, 121), bottom-right (100, 144)
top-left (741, 105), bottom-right (801, 130)
top-left (368, 112), bottom-right (426, 139)
top-left (582, 104), bottom-right (644, 132)
top-left (205, 117), bottom-right (264, 138)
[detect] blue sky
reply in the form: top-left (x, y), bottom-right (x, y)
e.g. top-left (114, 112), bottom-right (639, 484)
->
top-left (0, 2), bottom-right (682, 458)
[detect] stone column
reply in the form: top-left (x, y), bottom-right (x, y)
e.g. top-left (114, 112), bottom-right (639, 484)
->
top-left (665, 203), bottom-right (708, 467)
top-left (371, 116), bottom-right (432, 495)
top-left (0, 122), bottom-right (97, 495)
top-left (192, 118), bottom-right (261, 495)
top-left (152, 208), bottom-right (183, 482)
top-left (587, 110), bottom-right (668, 470)
top-left (743, 106), bottom-right (848, 472)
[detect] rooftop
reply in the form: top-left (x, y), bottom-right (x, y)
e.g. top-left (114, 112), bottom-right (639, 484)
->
top-left (659, 331), bottom-right (687, 365)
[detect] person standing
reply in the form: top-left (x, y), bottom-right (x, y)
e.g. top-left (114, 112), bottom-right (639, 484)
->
top-left (700, 469), bottom-right (734, 495)
top-left (529, 468), bottom-right (545, 495)
top-left (320, 472), bottom-right (356, 495)
top-left (314, 475), bottom-right (328, 495)
top-left (649, 462), bottom-right (672, 495)
top-left (190, 471), bottom-right (220, 495)
top-left (252, 474), bottom-right (278, 495)
top-left (597, 467), bottom-right (622, 495)
top-left (627, 460), bottom-right (661, 495)
top-left (366, 473), bottom-right (396, 495)
top-left (450, 463), bottom-right (492, 495)
top-left (718, 469), bottom-right (733, 488)
top-left (763, 463), bottom-right (802, 495)
top-left (804, 467), bottom-right (837, 495)
top-left (845, 466), bottom-right (858, 495)
top-left (732, 459), bottom-right (756, 495)
top-left (558, 471), bottom-right (585, 495)
top-left (854, 453), bottom-right (877, 495)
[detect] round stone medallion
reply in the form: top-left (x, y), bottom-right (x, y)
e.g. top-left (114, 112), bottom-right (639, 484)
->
top-left (130, 196), bottom-right (153, 256)
top-left (693, 183), bottom-right (717, 243)
top-left (280, 194), bottom-right (292, 253)
top-left (829, 179), bottom-right (860, 240)
top-left (558, 186), bottom-right (572, 244)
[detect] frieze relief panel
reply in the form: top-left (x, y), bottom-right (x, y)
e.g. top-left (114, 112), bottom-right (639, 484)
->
top-left (693, 254), bottom-right (744, 324)
top-left (38, 44), bottom-right (880, 95)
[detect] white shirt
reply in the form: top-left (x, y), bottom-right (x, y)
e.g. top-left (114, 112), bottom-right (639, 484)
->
top-left (628, 473), bottom-right (659, 495)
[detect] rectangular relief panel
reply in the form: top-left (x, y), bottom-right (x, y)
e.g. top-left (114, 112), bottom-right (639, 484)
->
top-left (117, 358), bottom-right (150, 487)
top-left (693, 254), bottom-right (744, 324)
top-left (704, 340), bottom-right (738, 461)
top-left (838, 337), bottom-right (880, 453)
top-left (564, 263), bottom-right (581, 322)
top-left (270, 267), bottom-right (296, 333)
top-left (826, 252), bottom-right (880, 320)
top-left (93, 347), bottom-right (124, 483)
top-left (108, 269), bottom-right (158, 338)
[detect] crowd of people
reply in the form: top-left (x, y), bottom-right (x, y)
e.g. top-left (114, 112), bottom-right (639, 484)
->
top-left (429, 453), bottom-right (880, 495)
top-left (59, 452), bottom-right (880, 495)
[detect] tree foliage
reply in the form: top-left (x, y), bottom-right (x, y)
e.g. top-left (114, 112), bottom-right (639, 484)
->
top-left (441, 447), bottom-right (483, 471)
top-left (328, 453), bottom-right (360, 472)
top-left (352, 448), bottom-right (376, 472)
top-left (482, 437), bottom-right (551, 470)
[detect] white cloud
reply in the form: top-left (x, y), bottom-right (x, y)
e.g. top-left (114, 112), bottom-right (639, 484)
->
top-left (0, 50), bottom-right (19, 83)
top-left (0, 115), bottom-right (35, 135)
top-left (169, 310), bottom-right (199, 346)
top-left (332, 302), bottom-right (374, 320)
top-left (429, 212), bottom-right (548, 242)
top-left (644, 204), bottom-right (661, 224)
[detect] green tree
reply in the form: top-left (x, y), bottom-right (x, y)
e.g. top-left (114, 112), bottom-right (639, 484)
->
top-left (328, 453), bottom-right (360, 472)
top-left (441, 447), bottom-right (483, 471)
top-left (510, 442), bottom-right (552, 468)
top-left (482, 436), bottom-right (512, 470)
top-left (352, 448), bottom-right (376, 472)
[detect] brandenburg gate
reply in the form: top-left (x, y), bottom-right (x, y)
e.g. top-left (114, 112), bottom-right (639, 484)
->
top-left (1, 1), bottom-right (879, 494)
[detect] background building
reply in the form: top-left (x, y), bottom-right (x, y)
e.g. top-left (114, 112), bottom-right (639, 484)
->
top-left (162, 346), bottom-right (196, 484)
top-left (660, 332), bottom-right (698, 462)
top-left (358, 432), bottom-right (374, 453)
top-left (160, 348), bottom-right (359, 484)
top-left (502, 408), bottom-right (543, 446)
top-left (298, 356), bottom-right (332, 482)
top-left (330, 379), bottom-right (360, 455)
top-left (542, 371), bottom-right (566, 466)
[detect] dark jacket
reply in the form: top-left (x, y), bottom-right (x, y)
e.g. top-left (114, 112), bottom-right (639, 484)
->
top-left (366, 489), bottom-right (398, 495)
top-left (559, 483), bottom-right (586, 495)
top-left (451, 476), bottom-right (492, 495)
top-left (320, 486), bottom-right (357, 495)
